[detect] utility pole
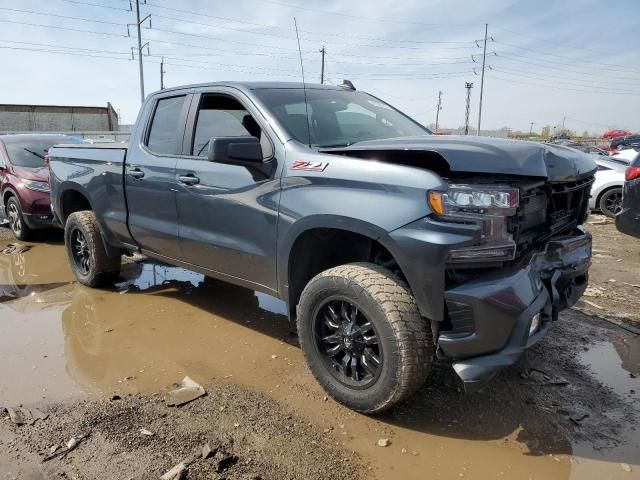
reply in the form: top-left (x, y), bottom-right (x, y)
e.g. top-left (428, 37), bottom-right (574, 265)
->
top-left (160, 56), bottom-right (166, 89)
top-left (464, 82), bottom-right (473, 135)
top-left (435, 90), bottom-right (442, 133)
top-left (128, 0), bottom-right (152, 104)
top-left (529, 121), bottom-right (535, 136)
top-left (562, 116), bottom-right (566, 130)
top-left (476, 23), bottom-right (488, 136)
top-left (319, 46), bottom-right (326, 84)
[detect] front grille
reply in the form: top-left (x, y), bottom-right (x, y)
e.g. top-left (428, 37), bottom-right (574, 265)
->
top-left (511, 176), bottom-right (593, 258)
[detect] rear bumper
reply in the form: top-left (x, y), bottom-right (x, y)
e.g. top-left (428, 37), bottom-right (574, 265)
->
top-left (442, 228), bottom-right (591, 392)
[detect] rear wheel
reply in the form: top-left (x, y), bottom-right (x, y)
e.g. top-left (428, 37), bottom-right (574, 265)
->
top-left (6, 197), bottom-right (33, 241)
top-left (64, 211), bottom-right (121, 287)
top-left (599, 187), bottom-right (623, 218)
top-left (297, 263), bottom-right (433, 413)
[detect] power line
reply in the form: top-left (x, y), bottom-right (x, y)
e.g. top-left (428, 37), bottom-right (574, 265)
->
top-left (13, 1), bottom-right (480, 51)
top-left (0, 19), bottom-right (126, 38)
top-left (242, 0), bottom-right (484, 27)
top-left (0, 39), bottom-right (130, 56)
top-left (492, 26), bottom-right (623, 58)
top-left (323, 51), bottom-right (472, 61)
top-left (490, 74), bottom-right (640, 96)
top-left (492, 64), bottom-right (640, 88)
top-left (143, 1), bottom-right (477, 45)
top-left (0, 6), bottom-right (124, 26)
top-left (494, 40), bottom-right (640, 72)
top-left (492, 68), bottom-right (640, 94)
top-left (0, 44), bottom-right (133, 60)
top-left (145, 12), bottom-right (477, 50)
top-left (494, 52), bottom-right (640, 80)
top-left (147, 26), bottom-right (296, 52)
top-left (56, 0), bottom-right (131, 11)
top-left (147, 54), bottom-right (310, 74)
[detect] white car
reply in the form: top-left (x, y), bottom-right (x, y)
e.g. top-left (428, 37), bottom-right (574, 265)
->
top-left (611, 147), bottom-right (640, 164)
top-left (589, 157), bottom-right (627, 217)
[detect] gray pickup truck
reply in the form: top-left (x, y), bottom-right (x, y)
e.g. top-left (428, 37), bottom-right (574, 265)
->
top-left (48, 81), bottom-right (596, 413)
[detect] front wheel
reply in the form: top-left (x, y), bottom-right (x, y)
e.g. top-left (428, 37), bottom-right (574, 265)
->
top-left (6, 197), bottom-right (33, 241)
top-left (297, 263), bottom-right (433, 413)
top-left (64, 211), bottom-right (121, 287)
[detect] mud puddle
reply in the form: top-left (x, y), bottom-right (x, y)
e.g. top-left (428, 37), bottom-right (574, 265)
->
top-left (569, 336), bottom-right (640, 479)
top-left (1, 238), bottom-right (639, 479)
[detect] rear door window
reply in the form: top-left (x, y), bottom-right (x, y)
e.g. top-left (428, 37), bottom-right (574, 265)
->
top-left (146, 96), bottom-right (187, 155)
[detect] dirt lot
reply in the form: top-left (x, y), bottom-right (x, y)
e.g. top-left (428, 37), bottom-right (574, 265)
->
top-left (0, 218), bottom-right (638, 479)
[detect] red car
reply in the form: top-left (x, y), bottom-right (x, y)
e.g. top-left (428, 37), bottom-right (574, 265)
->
top-left (0, 134), bottom-right (83, 240)
top-left (603, 129), bottom-right (632, 140)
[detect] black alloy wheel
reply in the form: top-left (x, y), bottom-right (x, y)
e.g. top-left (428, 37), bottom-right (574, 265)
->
top-left (314, 298), bottom-right (383, 388)
top-left (70, 228), bottom-right (91, 275)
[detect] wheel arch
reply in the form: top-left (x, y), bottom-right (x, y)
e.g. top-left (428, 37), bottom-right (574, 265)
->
top-left (279, 216), bottom-right (405, 319)
top-left (57, 184), bottom-right (95, 224)
top-left (595, 183), bottom-right (623, 206)
top-left (2, 186), bottom-right (19, 207)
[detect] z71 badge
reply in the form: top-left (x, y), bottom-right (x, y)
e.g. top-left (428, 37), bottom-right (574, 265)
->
top-left (291, 160), bottom-right (329, 172)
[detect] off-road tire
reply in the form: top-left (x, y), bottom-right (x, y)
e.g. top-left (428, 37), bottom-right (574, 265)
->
top-left (297, 262), bottom-right (434, 413)
top-left (6, 196), bottom-right (34, 241)
top-left (64, 211), bottom-right (121, 287)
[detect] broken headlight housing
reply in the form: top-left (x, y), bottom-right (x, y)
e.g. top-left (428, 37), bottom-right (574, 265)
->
top-left (428, 185), bottom-right (519, 263)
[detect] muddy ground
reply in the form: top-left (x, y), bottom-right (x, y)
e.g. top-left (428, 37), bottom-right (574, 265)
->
top-left (0, 218), bottom-right (638, 479)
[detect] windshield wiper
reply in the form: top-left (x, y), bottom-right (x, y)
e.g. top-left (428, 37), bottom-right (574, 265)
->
top-left (318, 142), bottom-right (356, 149)
top-left (23, 148), bottom-right (45, 160)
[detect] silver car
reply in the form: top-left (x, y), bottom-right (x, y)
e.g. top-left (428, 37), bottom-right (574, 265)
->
top-left (589, 157), bottom-right (627, 217)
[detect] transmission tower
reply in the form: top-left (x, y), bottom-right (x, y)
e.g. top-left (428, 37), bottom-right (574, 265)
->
top-left (464, 82), bottom-right (474, 135)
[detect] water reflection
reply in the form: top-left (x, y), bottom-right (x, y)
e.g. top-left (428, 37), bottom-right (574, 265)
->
top-left (61, 261), bottom-right (293, 396)
top-left (1, 240), bottom-right (638, 479)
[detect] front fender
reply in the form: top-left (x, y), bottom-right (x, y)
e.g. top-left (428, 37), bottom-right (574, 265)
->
top-left (277, 213), bottom-right (389, 297)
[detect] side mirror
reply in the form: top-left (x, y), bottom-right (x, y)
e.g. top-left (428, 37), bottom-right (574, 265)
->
top-left (207, 136), bottom-right (263, 166)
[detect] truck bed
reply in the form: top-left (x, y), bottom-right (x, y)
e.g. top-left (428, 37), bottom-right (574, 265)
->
top-left (48, 142), bottom-right (132, 248)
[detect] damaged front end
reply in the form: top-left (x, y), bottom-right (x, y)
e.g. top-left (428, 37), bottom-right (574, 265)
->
top-left (432, 175), bottom-right (594, 392)
top-left (325, 137), bottom-right (596, 392)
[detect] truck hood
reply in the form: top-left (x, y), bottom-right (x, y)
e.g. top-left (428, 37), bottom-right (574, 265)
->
top-left (12, 165), bottom-right (50, 182)
top-left (320, 135), bottom-right (597, 182)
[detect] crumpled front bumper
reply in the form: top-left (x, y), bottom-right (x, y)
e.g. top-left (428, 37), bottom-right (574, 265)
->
top-left (442, 227), bottom-right (592, 392)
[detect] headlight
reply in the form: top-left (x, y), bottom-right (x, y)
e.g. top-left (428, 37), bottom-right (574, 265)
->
top-left (22, 180), bottom-right (50, 193)
top-left (428, 184), bottom-right (519, 263)
top-left (429, 185), bottom-right (519, 215)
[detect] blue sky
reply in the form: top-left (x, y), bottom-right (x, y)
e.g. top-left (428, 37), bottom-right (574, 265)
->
top-left (0, 0), bottom-right (638, 134)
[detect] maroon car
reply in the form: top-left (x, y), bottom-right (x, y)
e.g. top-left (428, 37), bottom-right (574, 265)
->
top-left (0, 134), bottom-right (84, 240)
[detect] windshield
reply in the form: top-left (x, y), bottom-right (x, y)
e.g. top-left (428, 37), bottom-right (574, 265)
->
top-left (253, 88), bottom-right (430, 148)
top-left (4, 137), bottom-right (83, 168)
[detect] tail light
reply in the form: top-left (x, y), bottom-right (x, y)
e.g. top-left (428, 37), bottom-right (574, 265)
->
top-left (611, 151), bottom-right (619, 156)
top-left (44, 155), bottom-right (50, 165)
top-left (626, 166), bottom-right (640, 181)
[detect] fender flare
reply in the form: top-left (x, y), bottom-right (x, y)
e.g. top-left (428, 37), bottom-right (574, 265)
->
top-left (277, 214), bottom-right (390, 299)
top-left (2, 186), bottom-right (19, 206)
top-left (55, 182), bottom-right (96, 223)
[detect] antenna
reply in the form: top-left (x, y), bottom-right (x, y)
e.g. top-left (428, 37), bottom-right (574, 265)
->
top-left (293, 17), bottom-right (312, 148)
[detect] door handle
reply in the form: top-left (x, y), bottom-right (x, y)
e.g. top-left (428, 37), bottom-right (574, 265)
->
top-left (178, 174), bottom-right (200, 186)
top-left (127, 167), bottom-right (145, 179)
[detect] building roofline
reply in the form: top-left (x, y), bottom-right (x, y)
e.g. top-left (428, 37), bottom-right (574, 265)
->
top-left (0, 103), bottom-right (114, 110)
